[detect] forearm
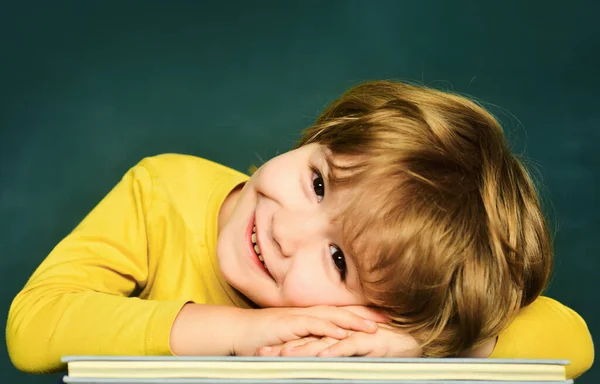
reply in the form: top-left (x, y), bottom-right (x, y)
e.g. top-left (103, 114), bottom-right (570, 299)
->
top-left (169, 304), bottom-right (244, 356)
top-left (7, 289), bottom-right (187, 373)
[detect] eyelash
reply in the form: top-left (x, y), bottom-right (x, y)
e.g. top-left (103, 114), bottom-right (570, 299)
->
top-left (310, 165), bottom-right (325, 202)
top-left (310, 165), bottom-right (347, 281)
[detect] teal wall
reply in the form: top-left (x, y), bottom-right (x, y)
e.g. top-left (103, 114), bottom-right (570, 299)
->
top-left (1, 1), bottom-right (597, 382)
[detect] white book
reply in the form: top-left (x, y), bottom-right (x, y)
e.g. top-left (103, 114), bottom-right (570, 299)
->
top-left (61, 356), bottom-right (572, 383)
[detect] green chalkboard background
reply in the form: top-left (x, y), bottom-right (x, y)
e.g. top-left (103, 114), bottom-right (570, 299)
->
top-left (1, 0), bottom-right (598, 382)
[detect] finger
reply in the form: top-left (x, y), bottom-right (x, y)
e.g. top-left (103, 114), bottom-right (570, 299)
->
top-left (256, 345), bottom-right (281, 356)
top-left (285, 315), bottom-right (350, 341)
top-left (282, 337), bottom-right (337, 357)
top-left (304, 306), bottom-right (378, 334)
top-left (284, 337), bottom-right (320, 348)
top-left (341, 305), bottom-right (389, 323)
top-left (278, 337), bottom-right (318, 354)
top-left (318, 333), bottom-right (375, 357)
top-left (257, 337), bottom-right (319, 357)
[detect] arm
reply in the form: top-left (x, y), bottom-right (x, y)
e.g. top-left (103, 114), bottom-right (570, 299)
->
top-left (170, 304), bottom-right (378, 357)
top-left (474, 296), bottom-right (594, 380)
top-left (6, 159), bottom-right (376, 373)
top-left (6, 161), bottom-right (189, 373)
top-left (261, 297), bottom-right (593, 381)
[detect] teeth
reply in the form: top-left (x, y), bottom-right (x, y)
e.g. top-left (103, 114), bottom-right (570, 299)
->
top-left (252, 221), bottom-right (270, 276)
top-left (251, 221), bottom-right (267, 273)
top-left (251, 223), bottom-right (262, 257)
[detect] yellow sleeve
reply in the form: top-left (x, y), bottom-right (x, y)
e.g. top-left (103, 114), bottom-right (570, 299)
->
top-left (6, 159), bottom-right (188, 374)
top-left (489, 296), bottom-right (594, 379)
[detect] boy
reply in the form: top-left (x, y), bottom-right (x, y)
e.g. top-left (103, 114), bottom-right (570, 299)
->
top-left (7, 81), bottom-right (594, 379)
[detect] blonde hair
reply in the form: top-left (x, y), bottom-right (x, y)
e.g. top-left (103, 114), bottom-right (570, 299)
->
top-left (295, 80), bottom-right (553, 356)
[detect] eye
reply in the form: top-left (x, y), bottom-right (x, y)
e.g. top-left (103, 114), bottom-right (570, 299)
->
top-left (330, 245), bottom-right (347, 281)
top-left (311, 166), bottom-right (325, 202)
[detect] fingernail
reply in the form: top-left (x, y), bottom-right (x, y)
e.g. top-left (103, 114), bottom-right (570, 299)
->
top-left (365, 319), bottom-right (377, 328)
top-left (337, 328), bottom-right (348, 337)
top-left (262, 346), bottom-right (272, 352)
top-left (319, 349), bottom-right (330, 356)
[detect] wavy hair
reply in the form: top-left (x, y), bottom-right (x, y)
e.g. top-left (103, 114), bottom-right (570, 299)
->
top-left (294, 80), bottom-right (553, 356)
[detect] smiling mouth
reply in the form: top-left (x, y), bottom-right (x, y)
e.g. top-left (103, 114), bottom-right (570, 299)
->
top-left (251, 218), bottom-right (275, 281)
top-left (251, 223), bottom-right (265, 266)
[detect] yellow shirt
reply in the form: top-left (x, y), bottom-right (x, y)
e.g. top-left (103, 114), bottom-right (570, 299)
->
top-left (6, 154), bottom-right (594, 379)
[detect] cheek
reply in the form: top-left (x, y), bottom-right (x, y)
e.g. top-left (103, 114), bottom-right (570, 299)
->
top-left (216, 229), bottom-right (238, 285)
top-left (279, 271), bottom-right (354, 307)
top-left (259, 165), bottom-right (298, 196)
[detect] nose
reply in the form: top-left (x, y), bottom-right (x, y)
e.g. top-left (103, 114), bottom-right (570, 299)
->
top-left (271, 208), bottom-right (327, 258)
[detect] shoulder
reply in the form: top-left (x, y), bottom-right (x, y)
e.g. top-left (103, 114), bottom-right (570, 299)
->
top-left (137, 153), bottom-right (232, 175)
top-left (128, 153), bottom-right (249, 221)
top-left (132, 153), bottom-right (247, 186)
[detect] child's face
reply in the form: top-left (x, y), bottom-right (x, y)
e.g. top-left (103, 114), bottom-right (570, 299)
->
top-left (217, 143), bottom-right (367, 308)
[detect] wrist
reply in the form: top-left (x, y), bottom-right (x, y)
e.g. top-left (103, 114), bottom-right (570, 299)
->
top-left (170, 304), bottom-right (245, 356)
top-left (231, 307), bottom-right (260, 356)
top-left (220, 305), bottom-right (248, 356)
